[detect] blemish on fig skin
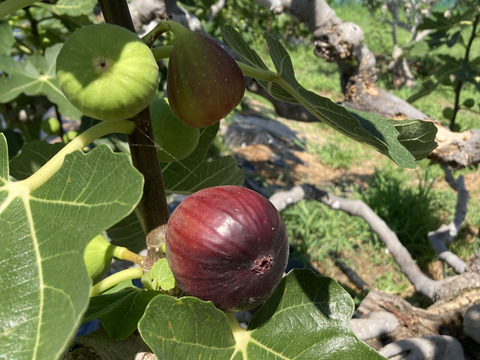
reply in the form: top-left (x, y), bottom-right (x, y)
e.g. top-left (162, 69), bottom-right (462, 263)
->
top-left (252, 255), bottom-right (273, 275)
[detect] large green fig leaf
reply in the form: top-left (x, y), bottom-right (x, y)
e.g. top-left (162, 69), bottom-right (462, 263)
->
top-left (0, 133), bottom-right (143, 360)
top-left (0, 44), bottom-right (82, 119)
top-left (162, 123), bottom-right (244, 194)
top-left (221, 26), bottom-right (438, 169)
top-left (9, 141), bottom-right (63, 180)
top-left (139, 269), bottom-right (386, 359)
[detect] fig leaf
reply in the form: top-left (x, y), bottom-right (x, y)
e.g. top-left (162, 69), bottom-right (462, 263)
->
top-left (84, 283), bottom-right (160, 341)
top-left (0, 133), bottom-right (143, 359)
top-left (141, 258), bottom-right (176, 291)
top-left (139, 269), bottom-right (386, 359)
top-left (0, 44), bottom-right (83, 119)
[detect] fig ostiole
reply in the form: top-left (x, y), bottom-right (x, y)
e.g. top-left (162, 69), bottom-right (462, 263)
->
top-left (150, 97), bottom-right (200, 163)
top-left (165, 185), bottom-right (289, 312)
top-left (166, 20), bottom-right (245, 128)
top-left (56, 23), bottom-right (159, 121)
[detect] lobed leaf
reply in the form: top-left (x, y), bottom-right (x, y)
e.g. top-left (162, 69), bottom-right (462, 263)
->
top-left (139, 269), bottom-right (386, 360)
top-left (0, 134), bottom-right (143, 360)
top-left (0, 44), bottom-right (82, 118)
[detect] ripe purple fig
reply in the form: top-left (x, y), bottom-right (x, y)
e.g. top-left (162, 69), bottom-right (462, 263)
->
top-left (165, 185), bottom-right (289, 312)
top-left (166, 21), bottom-right (245, 128)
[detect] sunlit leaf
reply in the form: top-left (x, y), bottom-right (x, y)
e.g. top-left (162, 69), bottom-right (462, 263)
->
top-left (0, 44), bottom-right (82, 118)
top-left (139, 269), bottom-right (386, 360)
top-left (0, 134), bottom-right (143, 360)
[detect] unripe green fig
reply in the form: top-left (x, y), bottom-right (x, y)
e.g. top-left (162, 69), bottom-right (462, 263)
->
top-left (56, 23), bottom-right (159, 121)
top-left (84, 234), bottom-right (115, 283)
top-left (41, 117), bottom-right (61, 135)
top-left (463, 98), bottom-right (475, 108)
top-left (62, 130), bottom-right (77, 143)
top-left (166, 21), bottom-right (245, 128)
top-left (150, 97), bottom-right (200, 162)
top-left (442, 107), bottom-right (454, 120)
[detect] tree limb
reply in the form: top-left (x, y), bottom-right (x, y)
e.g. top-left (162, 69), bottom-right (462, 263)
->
top-left (428, 167), bottom-right (469, 274)
top-left (270, 184), bottom-right (480, 303)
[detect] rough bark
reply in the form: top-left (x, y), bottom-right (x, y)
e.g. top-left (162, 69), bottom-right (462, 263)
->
top-left (428, 167), bottom-right (468, 274)
top-left (128, 0), bottom-right (203, 33)
top-left (428, 127), bottom-right (480, 169)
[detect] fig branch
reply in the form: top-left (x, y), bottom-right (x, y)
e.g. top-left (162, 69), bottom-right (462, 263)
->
top-left (98, 0), bottom-right (171, 272)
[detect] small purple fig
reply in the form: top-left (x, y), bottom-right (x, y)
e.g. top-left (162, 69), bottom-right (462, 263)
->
top-left (166, 21), bottom-right (245, 128)
top-left (165, 186), bottom-right (289, 312)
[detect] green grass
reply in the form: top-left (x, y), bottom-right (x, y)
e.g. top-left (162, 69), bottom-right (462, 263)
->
top-left (357, 165), bottom-right (456, 268)
top-left (307, 129), bottom-right (363, 169)
top-left (281, 196), bottom-right (373, 263)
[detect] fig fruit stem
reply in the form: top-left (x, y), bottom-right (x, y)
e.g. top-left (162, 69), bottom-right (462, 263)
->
top-left (20, 119), bottom-right (135, 192)
top-left (236, 62), bottom-right (280, 82)
top-left (142, 21), bottom-right (171, 47)
top-left (0, 0), bottom-right (37, 18)
top-left (113, 246), bottom-right (144, 265)
top-left (90, 266), bottom-right (144, 296)
top-left (150, 44), bottom-right (278, 83)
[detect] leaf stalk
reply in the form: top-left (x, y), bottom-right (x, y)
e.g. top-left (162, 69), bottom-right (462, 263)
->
top-left (90, 266), bottom-right (144, 296)
top-left (21, 120), bottom-right (135, 191)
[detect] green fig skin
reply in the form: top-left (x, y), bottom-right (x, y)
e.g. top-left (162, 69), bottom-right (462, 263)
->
top-left (56, 23), bottom-right (159, 121)
top-left (84, 234), bottom-right (115, 284)
top-left (166, 21), bottom-right (245, 128)
top-left (150, 97), bottom-right (200, 162)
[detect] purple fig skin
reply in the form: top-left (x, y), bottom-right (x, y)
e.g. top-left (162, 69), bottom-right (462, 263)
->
top-left (165, 186), bottom-right (289, 312)
top-left (166, 21), bottom-right (245, 128)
